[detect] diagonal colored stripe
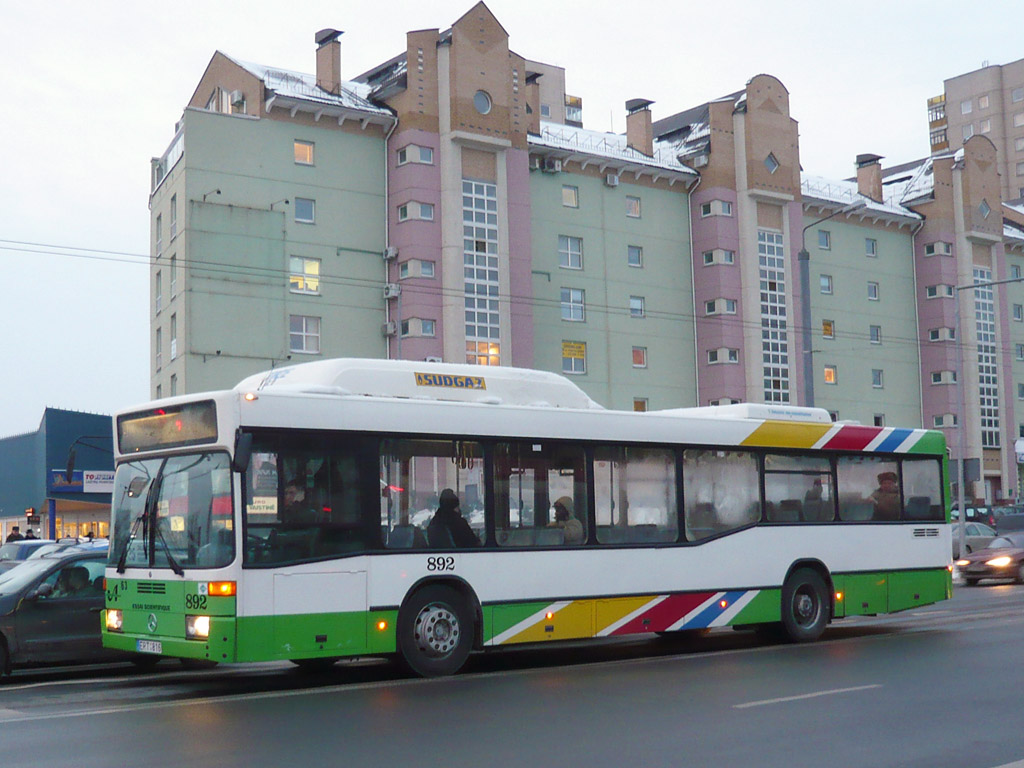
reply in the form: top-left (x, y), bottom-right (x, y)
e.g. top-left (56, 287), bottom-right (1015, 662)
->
top-left (875, 428), bottom-right (913, 453)
top-left (609, 593), bottom-right (715, 635)
top-left (684, 590), bottom-right (748, 629)
top-left (823, 425), bottom-right (881, 451)
top-left (707, 590), bottom-right (759, 627)
top-left (741, 421), bottom-right (833, 449)
top-left (488, 601), bottom-right (569, 645)
top-left (666, 592), bottom-right (725, 631)
top-left (596, 596), bottom-right (667, 637)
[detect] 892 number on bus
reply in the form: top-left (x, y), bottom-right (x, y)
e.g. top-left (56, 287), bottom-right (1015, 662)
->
top-left (426, 556), bottom-right (455, 572)
top-left (185, 594), bottom-right (208, 610)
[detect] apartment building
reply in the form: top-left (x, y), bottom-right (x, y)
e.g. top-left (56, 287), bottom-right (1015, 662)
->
top-left (148, 2), bottom-right (1024, 500)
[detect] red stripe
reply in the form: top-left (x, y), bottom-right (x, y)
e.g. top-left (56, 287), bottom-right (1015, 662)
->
top-left (611, 593), bottom-right (716, 635)
top-left (822, 425), bottom-right (881, 451)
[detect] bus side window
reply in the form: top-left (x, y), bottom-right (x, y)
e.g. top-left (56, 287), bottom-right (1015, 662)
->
top-left (682, 449), bottom-right (759, 541)
top-left (593, 446), bottom-right (676, 544)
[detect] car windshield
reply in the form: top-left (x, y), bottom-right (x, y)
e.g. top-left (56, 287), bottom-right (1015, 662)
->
top-left (109, 452), bottom-right (234, 570)
top-left (987, 537), bottom-right (1017, 550)
top-left (0, 558), bottom-right (55, 596)
top-left (0, 543), bottom-right (22, 561)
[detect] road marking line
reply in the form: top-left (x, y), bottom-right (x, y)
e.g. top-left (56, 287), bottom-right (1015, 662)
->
top-left (991, 761), bottom-right (1024, 768)
top-left (0, 708), bottom-right (24, 717)
top-left (734, 684), bottom-right (882, 709)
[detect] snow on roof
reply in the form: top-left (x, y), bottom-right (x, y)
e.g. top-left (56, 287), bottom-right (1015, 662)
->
top-left (234, 358), bottom-right (605, 410)
top-left (800, 174), bottom-right (920, 220)
top-left (532, 120), bottom-right (697, 176)
top-left (223, 53), bottom-right (392, 116)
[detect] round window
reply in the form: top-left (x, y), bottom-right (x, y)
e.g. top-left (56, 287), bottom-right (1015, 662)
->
top-left (473, 90), bottom-right (492, 115)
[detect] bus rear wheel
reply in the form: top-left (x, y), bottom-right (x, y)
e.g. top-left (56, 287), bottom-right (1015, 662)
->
top-left (781, 568), bottom-right (829, 643)
top-left (398, 585), bottom-right (473, 677)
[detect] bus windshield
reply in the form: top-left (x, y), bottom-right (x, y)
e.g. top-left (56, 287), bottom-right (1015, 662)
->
top-left (108, 452), bottom-right (234, 570)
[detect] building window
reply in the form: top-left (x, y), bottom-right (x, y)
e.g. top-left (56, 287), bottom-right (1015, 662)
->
top-left (818, 230), bottom-right (831, 250)
top-left (925, 241), bottom-right (952, 256)
top-left (397, 144), bottom-right (433, 165)
top-left (828, 411), bottom-right (839, 422)
top-left (979, 95), bottom-right (990, 109)
top-left (294, 140), bottom-right (314, 165)
top-left (627, 245), bottom-right (643, 268)
top-left (169, 313), bottom-right (177, 361)
top-left (625, 196), bottom-right (641, 218)
top-left (169, 254), bottom-right (177, 296)
top-left (1017, 264), bottom-right (1024, 280)
top-left (926, 284), bottom-right (954, 299)
top-left (398, 202), bottom-right (433, 222)
top-left (1019, 383), bottom-right (1024, 400)
top-left (934, 414), bottom-right (958, 428)
top-left (865, 238), bottom-right (877, 257)
top-left (156, 384), bottom-right (162, 399)
top-left (632, 346), bottom-right (647, 368)
top-left (824, 365), bottom-right (837, 384)
top-left (400, 318), bottom-right (437, 338)
top-left (928, 327), bottom-right (955, 342)
top-left (629, 296), bottom-right (645, 318)
top-left (399, 259), bottom-right (435, 280)
top-left (963, 124), bottom-right (974, 141)
top-left (1017, 138), bottom-right (1024, 151)
top-left (558, 235), bottom-right (583, 269)
top-left (289, 315), bottom-right (321, 354)
top-left (708, 348), bottom-right (739, 364)
top-left (155, 327), bottom-right (162, 372)
top-left (169, 194), bottom-right (177, 239)
top-left (961, 99), bottom-right (972, 115)
top-left (295, 197), bottom-right (315, 223)
top-left (473, 90), bottom-right (492, 115)
top-left (463, 179), bottom-right (500, 365)
top-left (873, 414), bottom-right (885, 427)
top-left (820, 274), bottom-right (833, 294)
top-left (822, 319), bottom-right (834, 339)
top-left (764, 153), bottom-right (779, 173)
top-left (1015, 304), bottom-right (1023, 322)
top-left (540, 103), bottom-right (551, 118)
top-left (170, 374), bottom-right (177, 397)
top-left (561, 341), bottom-right (586, 374)
top-left (1017, 344), bottom-right (1024, 361)
top-left (155, 214), bottom-right (162, 254)
top-left (1018, 162), bottom-right (1024, 177)
top-left (980, 199), bottom-right (991, 218)
top-left (974, 268), bottom-right (1000, 448)
top-left (870, 325), bottom-right (881, 344)
top-left (562, 185), bottom-right (579, 208)
top-left (421, 261), bottom-right (435, 278)
top-left (867, 281), bottom-right (879, 300)
top-left (561, 288), bottom-right (585, 322)
top-left (155, 270), bottom-right (162, 313)
top-left (700, 200), bottom-right (733, 217)
top-left (980, 119), bottom-right (991, 134)
top-left (1016, 112), bottom-right (1024, 128)
top-left (289, 256), bottom-right (321, 294)
top-left (703, 249), bottom-right (735, 266)
top-left (706, 298), bottom-right (738, 315)
top-left (872, 369), bottom-right (884, 388)
top-left (633, 398), bottom-right (648, 412)
top-left (1014, 88), bottom-right (1024, 103)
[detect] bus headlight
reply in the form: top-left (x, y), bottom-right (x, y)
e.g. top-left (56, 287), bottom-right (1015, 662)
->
top-left (106, 609), bottom-right (123, 632)
top-left (186, 615), bottom-right (211, 639)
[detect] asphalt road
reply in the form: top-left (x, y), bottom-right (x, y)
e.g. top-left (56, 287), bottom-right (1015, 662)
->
top-left (4, 582), bottom-right (1024, 768)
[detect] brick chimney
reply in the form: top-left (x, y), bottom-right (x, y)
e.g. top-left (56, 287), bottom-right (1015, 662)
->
top-left (856, 154), bottom-right (884, 203)
top-left (315, 29), bottom-right (344, 95)
top-left (626, 99), bottom-right (654, 157)
top-left (526, 72), bottom-right (542, 134)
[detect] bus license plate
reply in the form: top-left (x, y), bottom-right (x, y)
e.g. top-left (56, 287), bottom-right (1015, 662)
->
top-left (137, 639), bottom-right (162, 654)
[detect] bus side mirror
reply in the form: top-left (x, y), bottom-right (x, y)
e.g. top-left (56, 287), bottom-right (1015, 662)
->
top-left (232, 432), bottom-right (253, 474)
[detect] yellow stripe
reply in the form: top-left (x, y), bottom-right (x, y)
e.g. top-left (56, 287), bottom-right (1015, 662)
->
top-left (595, 595), bottom-right (658, 633)
top-left (741, 421), bottom-right (832, 449)
top-left (504, 600), bottom-right (594, 643)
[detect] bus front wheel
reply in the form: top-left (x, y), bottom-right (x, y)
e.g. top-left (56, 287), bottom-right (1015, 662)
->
top-left (780, 568), bottom-right (829, 643)
top-left (398, 585), bottom-right (473, 677)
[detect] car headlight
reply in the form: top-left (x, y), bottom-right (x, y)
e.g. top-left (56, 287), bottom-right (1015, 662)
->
top-left (106, 609), bottom-right (123, 632)
top-left (985, 556), bottom-right (1013, 567)
top-left (185, 615), bottom-right (211, 640)
top-left (955, 559), bottom-right (970, 567)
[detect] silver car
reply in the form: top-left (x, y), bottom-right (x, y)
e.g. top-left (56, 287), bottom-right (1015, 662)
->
top-left (952, 522), bottom-right (997, 558)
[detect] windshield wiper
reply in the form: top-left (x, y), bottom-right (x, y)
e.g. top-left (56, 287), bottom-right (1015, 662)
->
top-left (116, 514), bottom-right (146, 574)
top-left (154, 522), bottom-right (185, 577)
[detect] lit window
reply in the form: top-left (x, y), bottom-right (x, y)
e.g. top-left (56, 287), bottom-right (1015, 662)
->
top-left (558, 235), bottom-right (583, 269)
top-left (822, 319), bottom-right (834, 339)
top-left (629, 296), bottom-right (645, 318)
top-left (562, 185), bottom-right (579, 208)
top-left (633, 398), bottom-right (648, 412)
top-left (824, 365), bottom-right (837, 384)
top-left (289, 315), bottom-right (321, 354)
top-left (295, 197), bottom-right (315, 223)
top-left (872, 369), bottom-right (883, 388)
top-left (632, 346), bottom-right (647, 368)
top-left (560, 288), bottom-right (585, 322)
top-left (294, 140), bottom-right (314, 165)
top-left (627, 245), bottom-right (643, 267)
top-left (561, 341), bottom-right (586, 374)
top-left (818, 230), bottom-right (831, 250)
top-left (289, 256), bottom-right (321, 294)
top-left (865, 238), bottom-right (877, 257)
top-left (867, 281), bottom-right (879, 300)
top-left (626, 196), bottom-right (641, 218)
top-left (820, 274), bottom-right (833, 294)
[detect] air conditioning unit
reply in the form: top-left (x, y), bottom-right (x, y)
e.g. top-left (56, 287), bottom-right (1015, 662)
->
top-left (425, 356), bottom-right (442, 363)
top-left (605, 173), bottom-right (620, 187)
top-left (383, 283), bottom-right (402, 299)
top-left (381, 322), bottom-right (397, 337)
top-left (542, 157), bottom-right (562, 173)
top-left (383, 246), bottom-right (398, 260)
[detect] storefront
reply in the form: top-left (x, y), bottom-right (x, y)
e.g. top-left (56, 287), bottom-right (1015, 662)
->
top-left (0, 408), bottom-right (113, 541)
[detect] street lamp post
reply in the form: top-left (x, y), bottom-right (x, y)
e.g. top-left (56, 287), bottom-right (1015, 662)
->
top-left (797, 200), bottom-right (866, 407)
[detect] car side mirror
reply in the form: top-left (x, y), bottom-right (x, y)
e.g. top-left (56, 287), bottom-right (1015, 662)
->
top-left (26, 582), bottom-right (54, 601)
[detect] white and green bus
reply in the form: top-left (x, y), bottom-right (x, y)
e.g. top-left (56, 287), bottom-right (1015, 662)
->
top-left (103, 359), bottom-right (951, 676)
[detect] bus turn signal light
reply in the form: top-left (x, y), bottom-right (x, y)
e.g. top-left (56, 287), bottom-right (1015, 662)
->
top-left (835, 592), bottom-right (843, 601)
top-left (208, 581), bottom-right (236, 597)
top-left (377, 620), bottom-right (388, 631)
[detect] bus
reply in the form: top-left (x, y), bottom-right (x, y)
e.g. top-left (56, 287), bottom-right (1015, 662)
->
top-left (102, 358), bottom-right (951, 676)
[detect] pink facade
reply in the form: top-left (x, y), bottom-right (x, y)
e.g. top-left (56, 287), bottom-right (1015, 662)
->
top-left (505, 148), bottom-right (533, 368)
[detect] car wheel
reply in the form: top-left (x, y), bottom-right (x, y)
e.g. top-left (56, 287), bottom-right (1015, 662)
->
top-left (965, 578), bottom-right (980, 586)
top-left (397, 584), bottom-right (474, 677)
top-left (1016, 563), bottom-right (1024, 585)
top-left (780, 567), bottom-right (830, 643)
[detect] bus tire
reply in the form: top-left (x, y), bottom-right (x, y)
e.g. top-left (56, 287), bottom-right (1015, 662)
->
top-left (780, 567), bottom-right (829, 643)
top-left (398, 584), bottom-right (473, 677)
top-left (130, 655), bottom-right (161, 670)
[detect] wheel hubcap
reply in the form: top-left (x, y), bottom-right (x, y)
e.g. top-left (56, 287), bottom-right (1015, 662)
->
top-left (413, 604), bottom-right (460, 658)
top-left (794, 589), bottom-right (818, 626)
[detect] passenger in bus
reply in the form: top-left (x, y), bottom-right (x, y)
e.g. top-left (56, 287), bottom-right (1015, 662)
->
top-left (870, 471), bottom-right (900, 520)
top-left (427, 488), bottom-right (479, 548)
top-left (281, 480), bottom-right (318, 524)
top-left (550, 497), bottom-right (584, 545)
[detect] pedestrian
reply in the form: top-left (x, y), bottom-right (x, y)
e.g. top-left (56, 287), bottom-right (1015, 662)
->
top-left (24, 528), bottom-right (37, 540)
top-left (5, 525), bottom-right (24, 543)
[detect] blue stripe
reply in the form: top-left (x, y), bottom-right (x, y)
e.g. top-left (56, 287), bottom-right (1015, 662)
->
top-left (685, 590), bottom-right (748, 628)
top-left (876, 428), bottom-right (912, 453)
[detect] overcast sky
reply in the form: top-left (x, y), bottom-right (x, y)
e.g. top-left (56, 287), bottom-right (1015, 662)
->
top-left (0, 0), bottom-right (1021, 438)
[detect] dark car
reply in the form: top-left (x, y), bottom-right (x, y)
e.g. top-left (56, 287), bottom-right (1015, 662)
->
top-left (955, 533), bottom-right (1024, 586)
top-left (0, 539), bottom-right (57, 573)
top-left (951, 506), bottom-right (997, 528)
top-left (0, 545), bottom-right (135, 676)
top-left (996, 513), bottom-right (1024, 534)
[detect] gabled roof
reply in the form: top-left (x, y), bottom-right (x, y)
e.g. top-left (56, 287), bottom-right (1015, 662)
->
top-left (651, 90), bottom-right (744, 158)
